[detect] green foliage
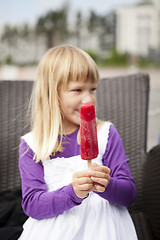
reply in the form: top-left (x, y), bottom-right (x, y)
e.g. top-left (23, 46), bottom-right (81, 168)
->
top-left (106, 49), bottom-right (129, 66)
top-left (4, 55), bottom-right (13, 65)
top-left (84, 48), bottom-right (130, 66)
top-left (85, 49), bottom-right (98, 62)
top-left (136, 57), bottom-right (160, 68)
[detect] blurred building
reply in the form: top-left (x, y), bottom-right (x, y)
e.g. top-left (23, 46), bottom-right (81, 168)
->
top-left (1, 1), bottom-right (160, 65)
top-left (116, 0), bottom-right (160, 61)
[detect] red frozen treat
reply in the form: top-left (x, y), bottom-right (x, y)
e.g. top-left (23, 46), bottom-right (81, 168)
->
top-left (80, 103), bottom-right (99, 160)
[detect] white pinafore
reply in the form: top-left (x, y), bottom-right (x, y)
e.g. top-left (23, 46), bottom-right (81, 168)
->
top-left (19, 122), bottom-right (138, 240)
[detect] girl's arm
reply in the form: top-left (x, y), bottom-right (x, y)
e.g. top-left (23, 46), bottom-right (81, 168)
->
top-left (19, 139), bottom-right (84, 220)
top-left (95, 125), bottom-right (136, 206)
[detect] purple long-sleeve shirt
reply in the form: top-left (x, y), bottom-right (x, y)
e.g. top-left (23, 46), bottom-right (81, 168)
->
top-left (19, 124), bottom-right (136, 220)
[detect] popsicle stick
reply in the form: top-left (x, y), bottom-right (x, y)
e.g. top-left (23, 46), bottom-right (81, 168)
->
top-left (88, 160), bottom-right (92, 168)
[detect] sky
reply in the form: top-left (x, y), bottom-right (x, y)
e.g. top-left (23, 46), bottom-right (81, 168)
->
top-left (0, 0), bottom-right (140, 26)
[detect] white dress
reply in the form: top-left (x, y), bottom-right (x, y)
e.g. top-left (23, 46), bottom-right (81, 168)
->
top-left (19, 122), bottom-right (138, 240)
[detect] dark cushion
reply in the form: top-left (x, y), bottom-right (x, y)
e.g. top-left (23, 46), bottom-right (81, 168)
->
top-left (0, 188), bottom-right (28, 240)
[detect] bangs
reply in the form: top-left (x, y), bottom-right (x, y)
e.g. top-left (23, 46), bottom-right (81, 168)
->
top-left (54, 46), bottom-right (99, 88)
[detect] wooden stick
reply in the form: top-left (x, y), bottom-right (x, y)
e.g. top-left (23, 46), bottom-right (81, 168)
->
top-left (88, 160), bottom-right (92, 168)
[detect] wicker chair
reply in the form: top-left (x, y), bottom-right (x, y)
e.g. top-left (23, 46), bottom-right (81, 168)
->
top-left (143, 144), bottom-right (160, 240)
top-left (96, 73), bottom-right (158, 240)
top-left (0, 81), bottom-right (33, 240)
top-left (0, 73), bottom-right (159, 239)
top-left (0, 81), bottom-right (34, 192)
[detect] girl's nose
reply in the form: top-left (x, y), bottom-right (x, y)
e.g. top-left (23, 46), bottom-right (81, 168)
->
top-left (82, 93), bottom-right (93, 104)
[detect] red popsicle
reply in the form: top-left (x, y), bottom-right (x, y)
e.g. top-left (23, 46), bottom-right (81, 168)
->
top-left (80, 103), bottom-right (99, 167)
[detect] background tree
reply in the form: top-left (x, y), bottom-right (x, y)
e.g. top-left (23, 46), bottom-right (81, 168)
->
top-left (1, 25), bottom-right (19, 64)
top-left (36, 7), bottom-right (68, 48)
top-left (139, 0), bottom-right (153, 3)
top-left (75, 11), bottom-right (82, 47)
top-left (87, 10), bottom-right (100, 33)
top-left (1, 25), bottom-right (18, 46)
top-left (98, 12), bottom-right (116, 53)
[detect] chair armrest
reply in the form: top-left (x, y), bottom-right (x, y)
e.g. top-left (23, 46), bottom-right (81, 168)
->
top-left (143, 144), bottom-right (160, 239)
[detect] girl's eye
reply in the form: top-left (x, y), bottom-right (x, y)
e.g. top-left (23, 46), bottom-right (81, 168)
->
top-left (91, 88), bottom-right (97, 92)
top-left (73, 89), bottom-right (82, 92)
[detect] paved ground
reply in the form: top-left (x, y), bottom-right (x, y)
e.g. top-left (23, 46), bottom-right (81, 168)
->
top-left (0, 65), bottom-right (160, 151)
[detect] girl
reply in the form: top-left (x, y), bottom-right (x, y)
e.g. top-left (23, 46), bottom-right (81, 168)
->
top-left (18, 45), bottom-right (138, 240)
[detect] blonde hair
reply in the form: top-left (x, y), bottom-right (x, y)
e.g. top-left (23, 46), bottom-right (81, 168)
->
top-left (30, 45), bottom-right (100, 162)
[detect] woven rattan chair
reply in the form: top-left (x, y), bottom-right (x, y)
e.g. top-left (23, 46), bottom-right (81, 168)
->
top-left (0, 74), bottom-right (159, 239)
top-left (96, 73), bottom-right (157, 240)
top-left (143, 144), bottom-right (160, 240)
top-left (0, 81), bottom-right (34, 191)
top-left (0, 81), bottom-right (33, 240)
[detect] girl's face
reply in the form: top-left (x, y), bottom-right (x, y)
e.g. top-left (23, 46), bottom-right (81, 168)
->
top-left (59, 80), bottom-right (98, 134)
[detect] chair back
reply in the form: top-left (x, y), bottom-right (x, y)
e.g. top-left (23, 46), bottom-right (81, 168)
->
top-left (0, 81), bottom-right (34, 191)
top-left (96, 73), bottom-right (150, 213)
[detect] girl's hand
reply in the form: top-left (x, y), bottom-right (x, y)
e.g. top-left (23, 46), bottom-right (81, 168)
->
top-left (72, 171), bottom-right (95, 199)
top-left (88, 163), bottom-right (111, 193)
